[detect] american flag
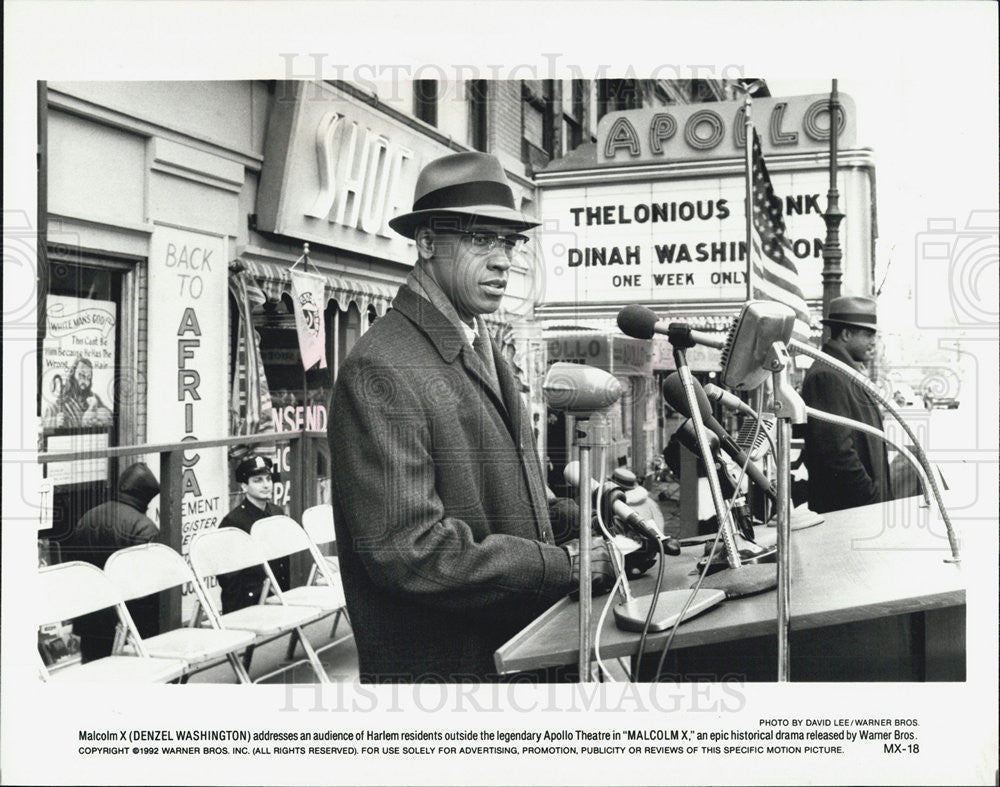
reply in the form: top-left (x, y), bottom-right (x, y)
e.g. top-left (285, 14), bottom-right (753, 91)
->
top-left (228, 269), bottom-right (275, 445)
top-left (749, 129), bottom-right (812, 340)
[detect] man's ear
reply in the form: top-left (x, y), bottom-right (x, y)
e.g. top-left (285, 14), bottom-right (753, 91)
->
top-left (414, 227), bottom-right (435, 261)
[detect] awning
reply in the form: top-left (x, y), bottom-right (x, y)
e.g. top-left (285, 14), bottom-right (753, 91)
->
top-left (537, 312), bottom-right (736, 334)
top-left (241, 259), bottom-right (399, 317)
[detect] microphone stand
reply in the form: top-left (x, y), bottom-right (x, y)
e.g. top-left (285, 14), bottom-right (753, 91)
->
top-left (764, 341), bottom-right (807, 682)
top-left (572, 412), bottom-right (612, 683)
top-left (667, 326), bottom-right (742, 570)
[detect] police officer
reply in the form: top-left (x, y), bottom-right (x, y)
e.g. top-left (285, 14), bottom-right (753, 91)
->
top-left (217, 455), bottom-right (289, 613)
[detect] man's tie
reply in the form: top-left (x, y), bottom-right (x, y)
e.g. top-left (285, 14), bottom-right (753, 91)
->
top-left (472, 328), bottom-right (499, 391)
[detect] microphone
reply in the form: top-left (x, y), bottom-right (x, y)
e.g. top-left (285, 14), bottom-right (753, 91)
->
top-left (674, 421), bottom-right (759, 545)
top-left (674, 421), bottom-right (735, 496)
top-left (543, 362), bottom-right (623, 416)
top-left (616, 305), bottom-right (726, 349)
top-left (703, 383), bottom-right (755, 417)
top-left (563, 461), bottom-right (668, 545)
top-left (735, 415), bottom-right (777, 462)
top-left (703, 383), bottom-right (776, 461)
top-left (670, 420), bottom-right (779, 596)
top-left (704, 384), bottom-right (826, 530)
top-left (718, 301), bottom-right (797, 391)
top-left (662, 373), bottom-right (776, 500)
top-left (564, 464), bottom-right (726, 636)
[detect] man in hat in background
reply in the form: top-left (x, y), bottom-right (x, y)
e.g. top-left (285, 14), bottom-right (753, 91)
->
top-left (217, 454), bottom-right (288, 613)
top-left (800, 295), bottom-right (892, 514)
top-left (329, 152), bottom-right (614, 682)
top-left (795, 296), bottom-right (920, 681)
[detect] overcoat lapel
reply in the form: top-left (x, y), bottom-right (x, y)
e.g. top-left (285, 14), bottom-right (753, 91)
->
top-left (460, 341), bottom-right (507, 419)
top-left (392, 286), bottom-right (550, 538)
top-left (491, 337), bottom-right (550, 536)
top-left (393, 285), bottom-right (511, 431)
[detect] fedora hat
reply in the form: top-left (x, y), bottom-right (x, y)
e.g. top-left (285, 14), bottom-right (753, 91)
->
top-left (821, 295), bottom-right (878, 331)
top-left (388, 152), bottom-right (540, 239)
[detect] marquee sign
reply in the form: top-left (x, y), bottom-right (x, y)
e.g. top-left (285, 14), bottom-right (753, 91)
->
top-left (597, 93), bottom-right (856, 164)
top-left (537, 163), bottom-right (874, 305)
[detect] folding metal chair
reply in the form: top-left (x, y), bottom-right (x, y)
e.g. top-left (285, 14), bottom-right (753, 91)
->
top-left (37, 562), bottom-right (187, 683)
top-left (104, 543), bottom-right (256, 684)
top-left (301, 504), bottom-right (352, 639)
top-left (301, 504), bottom-right (343, 584)
top-left (250, 514), bottom-right (352, 655)
top-left (188, 528), bottom-right (332, 684)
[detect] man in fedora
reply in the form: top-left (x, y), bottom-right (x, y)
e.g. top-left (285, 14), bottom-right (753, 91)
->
top-left (800, 295), bottom-right (892, 513)
top-left (329, 152), bottom-right (614, 682)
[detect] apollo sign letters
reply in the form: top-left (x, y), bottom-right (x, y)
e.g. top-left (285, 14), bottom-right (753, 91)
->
top-left (546, 333), bottom-right (653, 377)
top-left (540, 93), bottom-right (872, 306)
top-left (597, 93), bottom-right (856, 164)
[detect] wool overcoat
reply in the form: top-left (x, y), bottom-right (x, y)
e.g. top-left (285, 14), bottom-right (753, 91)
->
top-left (63, 463), bottom-right (160, 661)
top-left (329, 285), bottom-right (572, 681)
top-left (800, 342), bottom-right (892, 513)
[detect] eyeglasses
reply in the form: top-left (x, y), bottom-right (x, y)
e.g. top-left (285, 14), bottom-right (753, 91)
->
top-left (448, 229), bottom-right (529, 258)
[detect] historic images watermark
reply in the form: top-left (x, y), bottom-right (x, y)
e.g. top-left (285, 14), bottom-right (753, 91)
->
top-left (861, 210), bottom-right (998, 550)
top-left (278, 675), bottom-right (748, 714)
top-left (277, 54), bottom-right (747, 103)
top-left (5, 211), bottom-right (87, 530)
top-left (913, 211), bottom-right (998, 332)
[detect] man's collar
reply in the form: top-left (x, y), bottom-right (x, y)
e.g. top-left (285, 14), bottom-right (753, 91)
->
top-left (823, 341), bottom-right (859, 367)
top-left (406, 264), bottom-right (478, 345)
top-left (392, 284), bottom-right (469, 363)
top-left (244, 496), bottom-right (269, 512)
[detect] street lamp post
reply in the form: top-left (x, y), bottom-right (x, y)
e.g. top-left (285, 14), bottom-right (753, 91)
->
top-left (821, 79), bottom-right (845, 323)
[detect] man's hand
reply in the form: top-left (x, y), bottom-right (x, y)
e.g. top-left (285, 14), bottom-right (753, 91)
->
top-left (562, 536), bottom-right (616, 599)
top-left (547, 496), bottom-right (582, 545)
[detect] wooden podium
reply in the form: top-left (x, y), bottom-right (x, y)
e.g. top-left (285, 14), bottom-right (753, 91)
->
top-left (495, 495), bottom-right (972, 681)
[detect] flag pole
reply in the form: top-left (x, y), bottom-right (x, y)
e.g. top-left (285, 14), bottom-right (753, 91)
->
top-left (740, 82), bottom-right (761, 302)
top-left (739, 80), bottom-right (772, 550)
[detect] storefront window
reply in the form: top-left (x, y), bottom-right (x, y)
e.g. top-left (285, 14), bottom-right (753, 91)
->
top-left (251, 297), bottom-right (331, 512)
top-left (39, 255), bottom-right (128, 554)
top-left (337, 302), bottom-right (362, 364)
top-left (228, 281), bottom-right (385, 514)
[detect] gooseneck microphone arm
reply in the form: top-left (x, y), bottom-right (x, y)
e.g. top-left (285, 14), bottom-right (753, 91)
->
top-left (805, 407), bottom-right (932, 507)
top-left (789, 339), bottom-right (959, 563)
top-left (705, 382), bottom-right (933, 507)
